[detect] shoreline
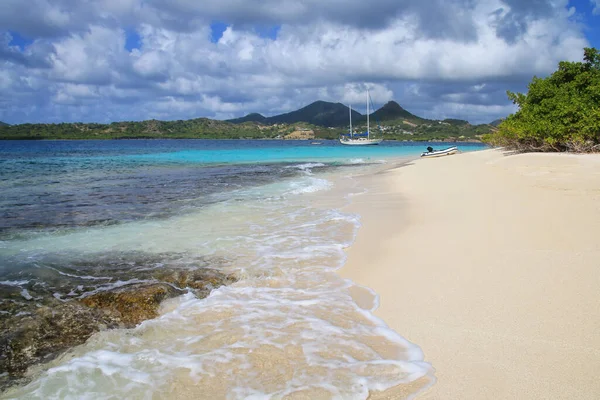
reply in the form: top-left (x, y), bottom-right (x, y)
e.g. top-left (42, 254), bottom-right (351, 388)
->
top-left (1, 153), bottom-right (434, 398)
top-left (339, 149), bottom-right (600, 399)
top-left (0, 137), bottom-right (485, 142)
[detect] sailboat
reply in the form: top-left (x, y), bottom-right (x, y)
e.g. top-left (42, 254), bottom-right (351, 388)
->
top-left (339, 88), bottom-right (383, 146)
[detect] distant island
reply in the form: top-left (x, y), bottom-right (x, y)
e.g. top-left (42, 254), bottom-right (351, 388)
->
top-left (0, 100), bottom-right (496, 141)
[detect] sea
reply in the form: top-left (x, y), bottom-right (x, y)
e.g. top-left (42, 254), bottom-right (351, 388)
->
top-left (0, 139), bottom-right (486, 399)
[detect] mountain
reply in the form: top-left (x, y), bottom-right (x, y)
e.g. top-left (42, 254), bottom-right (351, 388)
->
top-left (0, 121), bottom-right (8, 126)
top-left (226, 113), bottom-right (266, 124)
top-left (227, 100), bottom-right (423, 128)
top-left (370, 101), bottom-right (421, 122)
top-left (489, 118), bottom-right (504, 127)
top-left (265, 101), bottom-right (358, 127)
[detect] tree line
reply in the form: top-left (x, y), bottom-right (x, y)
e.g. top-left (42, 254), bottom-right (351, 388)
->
top-left (483, 47), bottom-right (600, 152)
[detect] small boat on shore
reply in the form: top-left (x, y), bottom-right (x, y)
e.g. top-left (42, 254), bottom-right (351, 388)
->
top-left (421, 146), bottom-right (458, 158)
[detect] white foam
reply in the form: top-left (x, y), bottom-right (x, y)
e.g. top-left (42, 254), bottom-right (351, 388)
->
top-left (47, 266), bottom-right (111, 281)
top-left (0, 279), bottom-right (29, 286)
top-left (15, 311), bottom-right (31, 317)
top-left (286, 162), bottom-right (326, 172)
top-left (20, 289), bottom-right (33, 300)
top-left (347, 158), bottom-right (366, 164)
top-left (77, 279), bottom-right (157, 299)
top-left (285, 177), bottom-right (332, 195)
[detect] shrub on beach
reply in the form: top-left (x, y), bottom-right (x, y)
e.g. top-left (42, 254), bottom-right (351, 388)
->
top-left (483, 47), bottom-right (600, 152)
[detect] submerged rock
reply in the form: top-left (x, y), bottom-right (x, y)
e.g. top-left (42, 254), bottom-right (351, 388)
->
top-left (0, 268), bottom-right (236, 392)
top-left (154, 268), bottom-right (237, 298)
top-left (80, 283), bottom-right (184, 326)
top-left (0, 301), bottom-right (120, 390)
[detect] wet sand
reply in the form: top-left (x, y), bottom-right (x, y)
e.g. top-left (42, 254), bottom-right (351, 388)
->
top-left (340, 149), bottom-right (600, 399)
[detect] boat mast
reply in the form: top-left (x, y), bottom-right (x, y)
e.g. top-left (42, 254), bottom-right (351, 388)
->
top-left (349, 104), bottom-right (353, 138)
top-left (366, 88), bottom-right (370, 139)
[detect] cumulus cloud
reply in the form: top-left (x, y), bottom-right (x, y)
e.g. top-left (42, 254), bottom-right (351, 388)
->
top-left (0, 0), bottom-right (594, 124)
top-left (592, 0), bottom-right (600, 15)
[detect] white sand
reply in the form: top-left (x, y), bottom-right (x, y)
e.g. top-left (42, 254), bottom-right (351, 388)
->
top-left (340, 149), bottom-right (600, 399)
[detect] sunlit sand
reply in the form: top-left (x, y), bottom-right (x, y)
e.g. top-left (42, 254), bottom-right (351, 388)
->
top-left (341, 149), bottom-right (600, 399)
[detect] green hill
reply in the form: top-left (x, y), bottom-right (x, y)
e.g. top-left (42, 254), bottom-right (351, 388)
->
top-left (0, 121), bottom-right (8, 126)
top-left (0, 118), bottom-right (279, 140)
top-left (371, 101), bottom-right (421, 122)
top-left (0, 117), bottom-right (339, 140)
top-left (442, 118), bottom-right (470, 126)
top-left (226, 113), bottom-right (266, 124)
top-left (264, 101), bottom-right (357, 127)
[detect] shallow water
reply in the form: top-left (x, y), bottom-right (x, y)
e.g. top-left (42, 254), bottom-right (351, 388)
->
top-left (0, 140), bottom-right (486, 398)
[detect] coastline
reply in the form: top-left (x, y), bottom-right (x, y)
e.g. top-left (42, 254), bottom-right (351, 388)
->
top-left (1, 144), bottom-right (439, 398)
top-left (0, 137), bottom-right (485, 142)
top-left (340, 149), bottom-right (600, 399)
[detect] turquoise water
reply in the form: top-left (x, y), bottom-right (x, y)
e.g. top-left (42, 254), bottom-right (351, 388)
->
top-left (0, 139), bottom-right (486, 234)
top-left (1, 138), bottom-right (485, 164)
top-left (0, 139), bottom-right (485, 398)
top-left (126, 141), bottom-right (481, 164)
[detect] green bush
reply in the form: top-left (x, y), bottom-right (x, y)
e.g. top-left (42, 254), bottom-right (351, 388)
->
top-left (484, 47), bottom-right (600, 152)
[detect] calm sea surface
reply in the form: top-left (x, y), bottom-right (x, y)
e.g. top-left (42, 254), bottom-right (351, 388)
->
top-left (0, 139), bottom-right (486, 398)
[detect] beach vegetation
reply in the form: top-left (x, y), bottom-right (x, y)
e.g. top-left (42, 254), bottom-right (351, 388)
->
top-left (483, 47), bottom-right (600, 152)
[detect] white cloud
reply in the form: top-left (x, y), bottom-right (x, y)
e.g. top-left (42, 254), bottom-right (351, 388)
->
top-left (429, 102), bottom-right (518, 123)
top-left (0, 0), bottom-right (593, 124)
top-left (47, 26), bottom-right (128, 85)
top-left (592, 0), bottom-right (600, 15)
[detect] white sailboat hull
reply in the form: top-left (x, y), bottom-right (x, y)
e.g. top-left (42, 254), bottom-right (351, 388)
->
top-left (339, 137), bottom-right (383, 145)
top-left (420, 146), bottom-right (458, 158)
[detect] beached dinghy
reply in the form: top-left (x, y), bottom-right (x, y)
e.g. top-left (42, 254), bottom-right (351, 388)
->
top-left (420, 146), bottom-right (458, 158)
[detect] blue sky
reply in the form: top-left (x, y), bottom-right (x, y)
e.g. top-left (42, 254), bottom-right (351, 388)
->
top-left (1, 0), bottom-right (600, 125)
top-left (574, 0), bottom-right (600, 43)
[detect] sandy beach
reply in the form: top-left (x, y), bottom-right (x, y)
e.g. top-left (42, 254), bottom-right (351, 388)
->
top-left (340, 149), bottom-right (600, 399)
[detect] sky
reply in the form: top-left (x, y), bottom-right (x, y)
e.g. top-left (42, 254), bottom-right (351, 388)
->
top-left (1, 0), bottom-right (600, 125)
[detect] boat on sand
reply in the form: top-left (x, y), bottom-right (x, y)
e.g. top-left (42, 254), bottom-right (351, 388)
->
top-left (420, 146), bottom-right (458, 158)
